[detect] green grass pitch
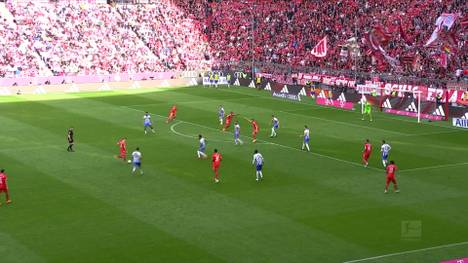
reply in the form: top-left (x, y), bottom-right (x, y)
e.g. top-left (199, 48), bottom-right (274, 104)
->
top-left (0, 85), bottom-right (467, 263)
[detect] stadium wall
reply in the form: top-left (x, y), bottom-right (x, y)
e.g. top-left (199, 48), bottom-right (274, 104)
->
top-left (0, 71), bottom-right (203, 87)
top-left (256, 72), bottom-right (468, 104)
top-left (0, 78), bottom-right (200, 96)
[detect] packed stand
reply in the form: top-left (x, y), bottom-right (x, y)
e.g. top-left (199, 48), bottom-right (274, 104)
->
top-left (8, 1), bottom-right (163, 76)
top-left (0, 15), bottom-right (50, 77)
top-left (1, 0), bottom-right (465, 80)
top-left (202, 0), bottom-right (466, 80)
top-left (117, 2), bottom-right (212, 71)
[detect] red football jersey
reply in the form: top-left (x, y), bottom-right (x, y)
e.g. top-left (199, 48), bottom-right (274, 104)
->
top-left (226, 114), bottom-right (233, 122)
top-left (170, 106), bottom-right (177, 114)
top-left (364, 143), bottom-right (372, 153)
top-left (252, 121), bottom-right (259, 132)
top-left (118, 139), bottom-right (127, 150)
top-left (212, 153), bottom-right (222, 165)
top-left (0, 173), bottom-right (7, 189)
top-left (386, 164), bottom-right (397, 176)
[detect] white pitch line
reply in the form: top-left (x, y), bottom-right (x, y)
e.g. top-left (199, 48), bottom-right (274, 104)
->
top-left (219, 87), bottom-right (462, 131)
top-left (278, 109), bottom-right (407, 136)
top-left (391, 140), bottom-right (467, 151)
top-left (261, 137), bottom-right (381, 171)
top-left (343, 240), bottom-right (468, 263)
top-left (210, 88), bottom-right (406, 136)
top-left (170, 121), bottom-right (196, 139)
top-left (170, 121), bottom-right (270, 144)
top-left (376, 112), bottom-right (464, 131)
top-left (388, 129), bottom-right (462, 138)
top-left (123, 105), bottom-right (379, 171)
top-left (195, 88), bottom-right (407, 136)
top-left (400, 162), bottom-right (468, 173)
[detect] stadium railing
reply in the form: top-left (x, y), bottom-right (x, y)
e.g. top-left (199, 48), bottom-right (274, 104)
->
top-left (215, 60), bottom-right (468, 90)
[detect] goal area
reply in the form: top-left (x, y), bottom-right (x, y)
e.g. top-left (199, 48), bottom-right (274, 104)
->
top-left (355, 85), bottom-right (447, 123)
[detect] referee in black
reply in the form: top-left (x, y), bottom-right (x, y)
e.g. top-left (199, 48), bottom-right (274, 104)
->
top-left (67, 127), bottom-right (74, 152)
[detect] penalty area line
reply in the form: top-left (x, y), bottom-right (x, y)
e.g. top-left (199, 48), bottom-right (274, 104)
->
top-left (170, 121), bottom-right (270, 144)
top-left (122, 105), bottom-right (378, 171)
top-left (218, 87), bottom-right (405, 136)
top-left (399, 162), bottom-right (468, 173)
top-left (343, 240), bottom-right (468, 263)
top-left (218, 87), bottom-right (461, 131)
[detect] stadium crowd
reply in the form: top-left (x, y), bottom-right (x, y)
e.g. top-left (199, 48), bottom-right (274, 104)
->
top-left (0, 16), bottom-right (50, 77)
top-left (199, 0), bottom-right (466, 80)
top-left (0, 0), bottom-right (466, 81)
top-left (116, 3), bottom-right (211, 71)
top-left (8, 1), bottom-right (165, 75)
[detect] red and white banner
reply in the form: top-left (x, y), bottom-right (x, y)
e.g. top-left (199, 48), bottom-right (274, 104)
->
top-left (380, 83), bottom-right (466, 103)
top-left (425, 13), bottom-right (458, 46)
top-left (324, 78), bottom-right (465, 103)
top-left (361, 82), bottom-right (466, 103)
top-left (311, 37), bottom-right (328, 58)
top-left (301, 73), bottom-right (356, 87)
top-left (260, 72), bottom-right (467, 103)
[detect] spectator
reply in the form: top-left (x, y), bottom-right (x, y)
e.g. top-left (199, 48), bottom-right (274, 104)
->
top-left (0, 0), bottom-right (465, 81)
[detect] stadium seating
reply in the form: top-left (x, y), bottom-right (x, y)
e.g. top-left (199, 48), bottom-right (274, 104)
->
top-left (202, 0), bottom-right (466, 80)
top-left (0, 16), bottom-right (51, 77)
top-left (8, 1), bottom-right (164, 75)
top-left (116, 3), bottom-right (211, 71)
top-left (0, 0), bottom-right (465, 80)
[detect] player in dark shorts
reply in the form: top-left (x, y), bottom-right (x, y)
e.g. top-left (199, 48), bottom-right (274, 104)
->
top-left (67, 128), bottom-right (74, 152)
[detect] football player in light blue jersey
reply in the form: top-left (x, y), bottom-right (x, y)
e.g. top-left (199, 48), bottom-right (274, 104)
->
top-left (131, 147), bottom-right (143, 175)
top-left (234, 121), bottom-right (243, 145)
top-left (270, 115), bottom-right (279, 137)
top-left (143, 112), bottom-right (155, 134)
top-left (380, 140), bottom-right (392, 167)
top-left (197, 134), bottom-right (207, 159)
top-left (218, 105), bottom-right (225, 125)
top-left (302, 125), bottom-right (310, 152)
top-left (252, 149), bottom-right (264, 181)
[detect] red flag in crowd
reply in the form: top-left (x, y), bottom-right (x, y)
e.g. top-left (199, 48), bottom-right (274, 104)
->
top-left (436, 53), bottom-right (448, 68)
top-left (461, 15), bottom-right (468, 27)
top-left (311, 36), bottom-right (327, 58)
top-left (373, 24), bottom-right (392, 45)
top-left (425, 13), bottom-right (458, 47)
top-left (398, 19), bottom-right (412, 45)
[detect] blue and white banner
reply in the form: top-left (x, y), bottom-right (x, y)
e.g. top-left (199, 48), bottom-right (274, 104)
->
top-left (202, 77), bottom-right (229, 86)
top-left (272, 91), bottom-right (301, 101)
top-left (452, 118), bottom-right (468, 129)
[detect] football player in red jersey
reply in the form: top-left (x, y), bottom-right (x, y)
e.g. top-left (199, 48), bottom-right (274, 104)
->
top-left (223, 112), bottom-right (235, 131)
top-left (244, 117), bottom-right (259, 143)
top-left (212, 149), bottom-right (222, 183)
top-left (0, 169), bottom-right (11, 206)
top-left (362, 139), bottom-right (372, 167)
top-left (116, 137), bottom-right (127, 161)
top-left (166, 105), bottom-right (177, 123)
top-left (385, 161), bottom-right (399, 193)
